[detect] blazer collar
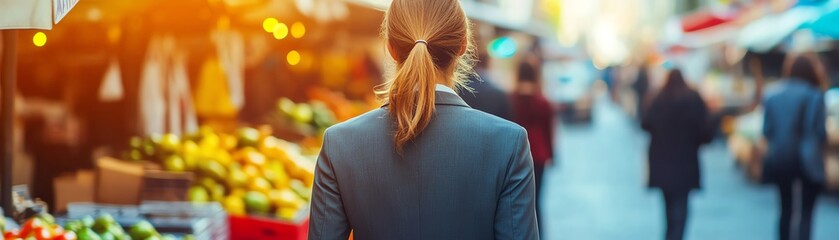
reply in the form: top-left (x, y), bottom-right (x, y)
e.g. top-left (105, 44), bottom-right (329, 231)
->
top-left (381, 91), bottom-right (471, 108)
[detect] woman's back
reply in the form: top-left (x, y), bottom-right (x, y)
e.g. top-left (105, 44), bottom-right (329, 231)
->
top-left (310, 0), bottom-right (538, 239)
top-left (309, 92), bottom-right (538, 240)
top-left (762, 79), bottom-right (825, 177)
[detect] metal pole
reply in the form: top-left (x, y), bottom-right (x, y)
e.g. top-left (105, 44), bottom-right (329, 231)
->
top-left (1, 30), bottom-right (18, 218)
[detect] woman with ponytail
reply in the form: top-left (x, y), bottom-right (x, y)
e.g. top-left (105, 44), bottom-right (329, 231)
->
top-left (309, 0), bottom-right (539, 239)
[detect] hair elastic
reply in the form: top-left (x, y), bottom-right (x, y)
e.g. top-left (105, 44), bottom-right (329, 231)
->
top-left (415, 40), bottom-right (428, 45)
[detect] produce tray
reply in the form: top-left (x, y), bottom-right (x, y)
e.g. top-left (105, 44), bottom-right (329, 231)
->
top-left (228, 215), bottom-right (308, 240)
top-left (141, 201), bottom-right (229, 240)
top-left (60, 202), bottom-right (229, 240)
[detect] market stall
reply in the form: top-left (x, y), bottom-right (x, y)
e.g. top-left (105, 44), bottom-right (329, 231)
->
top-left (2, 0), bottom-right (390, 238)
top-left (1, 0), bottom-right (81, 219)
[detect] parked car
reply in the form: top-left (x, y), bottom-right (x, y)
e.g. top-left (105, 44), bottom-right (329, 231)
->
top-left (542, 60), bottom-right (596, 123)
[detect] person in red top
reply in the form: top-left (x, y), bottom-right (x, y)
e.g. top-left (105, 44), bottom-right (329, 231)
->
top-left (511, 60), bottom-right (555, 230)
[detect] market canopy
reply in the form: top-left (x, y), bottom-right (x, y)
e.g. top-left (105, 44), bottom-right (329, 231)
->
top-left (803, 7), bottom-right (839, 37)
top-left (737, 0), bottom-right (839, 52)
top-left (0, 0), bottom-right (79, 30)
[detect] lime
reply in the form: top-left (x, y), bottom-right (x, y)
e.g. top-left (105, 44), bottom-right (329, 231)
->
top-left (77, 228), bottom-right (102, 240)
top-left (278, 98), bottom-right (296, 116)
top-left (64, 220), bottom-right (83, 233)
top-left (199, 160), bottom-right (228, 181)
top-left (142, 144), bottom-right (156, 159)
top-left (187, 186), bottom-right (210, 203)
top-left (291, 103), bottom-right (314, 123)
top-left (128, 150), bottom-right (143, 161)
top-left (227, 168), bottom-right (248, 189)
top-left (129, 220), bottom-right (158, 240)
top-left (159, 134), bottom-right (180, 153)
top-left (99, 232), bottom-right (115, 240)
top-left (198, 177), bottom-right (217, 192)
top-left (35, 213), bottom-right (56, 224)
top-left (270, 189), bottom-right (304, 209)
top-left (290, 179), bottom-right (312, 201)
top-left (237, 128), bottom-right (261, 148)
top-left (93, 213), bottom-right (116, 233)
top-left (210, 184), bottom-right (226, 202)
top-left (129, 137), bottom-right (144, 148)
top-left (244, 191), bottom-right (271, 214)
top-left (81, 216), bottom-right (95, 228)
top-left (162, 155), bottom-right (186, 172)
top-left (108, 224), bottom-right (126, 237)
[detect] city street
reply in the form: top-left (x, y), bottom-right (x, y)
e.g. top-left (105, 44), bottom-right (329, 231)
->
top-left (542, 96), bottom-right (839, 240)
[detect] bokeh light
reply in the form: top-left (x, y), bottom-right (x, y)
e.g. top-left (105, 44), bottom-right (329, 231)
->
top-left (287, 50), bottom-right (301, 66)
top-left (262, 18), bottom-right (278, 32)
top-left (291, 22), bottom-right (306, 39)
top-left (273, 23), bottom-right (289, 39)
top-left (488, 36), bottom-right (517, 59)
top-left (33, 32), bottom-right (47, 47)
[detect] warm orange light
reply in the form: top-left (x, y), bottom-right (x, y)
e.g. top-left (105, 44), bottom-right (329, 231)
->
top-left (218, 16), bottom-right (231, 30)
top-left (291, 22), bottom-right (306, 39)
top-left (107, 26), bottom-right (121, 44)
top-left (33, 32), bottom-right (47, 47)
top-left (263, 18), bottom-right (278, 32)
top-left (287, 51), bottom-right (301, 66)
top-left (273, 23), bottom-right (289, 40)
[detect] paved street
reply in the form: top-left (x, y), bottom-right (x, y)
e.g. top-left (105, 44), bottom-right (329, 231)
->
top-left (541, 96), bottom-right (839, 240)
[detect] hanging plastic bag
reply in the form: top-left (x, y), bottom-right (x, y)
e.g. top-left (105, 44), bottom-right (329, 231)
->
top-left (98, 58), bottom-right (124, 102)
top-left (138, 38), bottom-right (166, 136)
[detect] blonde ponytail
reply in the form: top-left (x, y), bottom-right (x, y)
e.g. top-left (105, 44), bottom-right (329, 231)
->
top-left (379, 0), bottom-right (475, 152)
top-left (387, 42), bottom-right (441, 151)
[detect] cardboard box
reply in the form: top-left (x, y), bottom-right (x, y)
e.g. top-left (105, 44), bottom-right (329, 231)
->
top-left (96, 157), bottom-right (145, 205)
top-left (53, 170), bottom-right (95, 213)
top-left (140, 170), bottom-right (194, 202)
top-left (96, 157), bottom-right (194, 205)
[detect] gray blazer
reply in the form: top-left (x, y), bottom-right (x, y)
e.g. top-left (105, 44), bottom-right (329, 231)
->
top-left (309, 91), bottom-right (539, 240)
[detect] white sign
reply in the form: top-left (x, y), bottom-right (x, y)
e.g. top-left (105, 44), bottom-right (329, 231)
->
top-left (53, 0), bottom-right (79, 24)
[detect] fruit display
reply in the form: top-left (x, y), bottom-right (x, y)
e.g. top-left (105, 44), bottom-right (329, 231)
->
top-left (268, 97), bottom-right (335, 145)
top-left (305, 87), bottom-right (379, 122)
top-left (2, 213), bottom-right (74, 240)
top-left (122, 126), bottom-right (315, 221)
top-left (2, 213), bottom-right (177, 240)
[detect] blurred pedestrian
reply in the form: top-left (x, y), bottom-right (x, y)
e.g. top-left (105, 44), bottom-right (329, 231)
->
top-left (511, 60), bottom-right (554, 233)
top-left (308, 0), bottom-right (539, 239)
top-left (642, 69), bottom-right (716, 240)
top-left (633, 62), bottom-right (651, 121)
top-left (460, 52), bottom-right (513, 120)
top-left (761, 54), bottom-right (827, 240)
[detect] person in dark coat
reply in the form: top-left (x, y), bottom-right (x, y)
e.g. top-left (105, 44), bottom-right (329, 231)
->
top-left (511, 61), bottom-right (555, 234)
top-left (762, 55), bottom-right (827, 240)
top-left (642, 69), bottom-right (715, 240)
top-left (633, 63), bottom-right (651, 121)
top-left (460, 53), bottom-right (513, 120)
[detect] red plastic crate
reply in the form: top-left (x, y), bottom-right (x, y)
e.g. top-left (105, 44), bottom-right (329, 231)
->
top-left (229, 215), bottom-right (308, 240)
